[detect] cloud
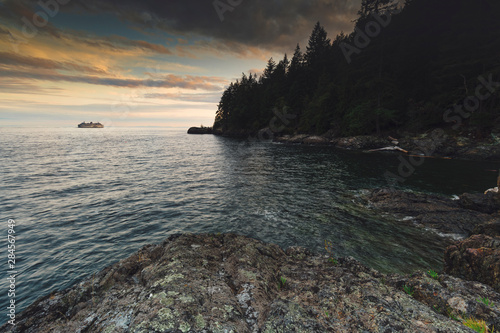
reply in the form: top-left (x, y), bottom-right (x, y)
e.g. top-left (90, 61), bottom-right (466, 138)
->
top-left (0, 68), bottom-right (227, 91)
top-left (7, 0), bottom-right (361, 52)
top-left (143, 92), bottom-right (221, 103)
top-left (0, 79), bottom-right (65, 95)
top-left (175, 39), bottom-right (272, 60)
top-left (124, 0), bottom-right (360, 50)
top-left (0, 52), bottom-right (109, 75)
top-left (248, 68), bottom-right (264, 77)
top-left (0, 1), bottom-right (64, 39)
top-left (0, 1), bottom-right (172, 57)
top-left (76, 34), bottom-right (173, 55)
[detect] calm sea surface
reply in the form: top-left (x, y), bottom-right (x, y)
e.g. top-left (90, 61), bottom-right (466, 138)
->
top-left (0, 127), bottom-right (498, 322)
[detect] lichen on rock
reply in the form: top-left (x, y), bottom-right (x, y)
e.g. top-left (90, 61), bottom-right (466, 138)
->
top-left (2, 233), bottom-right (499, 332)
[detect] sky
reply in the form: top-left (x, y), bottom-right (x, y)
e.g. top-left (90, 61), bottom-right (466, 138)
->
top-left (0, 0), bottom-right (361, 128)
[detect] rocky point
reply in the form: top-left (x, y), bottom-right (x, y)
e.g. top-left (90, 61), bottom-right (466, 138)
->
top-left (2, 233), bottom-right (500, 332)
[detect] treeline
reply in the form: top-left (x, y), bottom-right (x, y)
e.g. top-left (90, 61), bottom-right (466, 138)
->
top-left (214, 0), bottom-right (500, 138)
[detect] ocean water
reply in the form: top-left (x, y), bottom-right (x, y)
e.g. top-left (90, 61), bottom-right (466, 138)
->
top-left (0, 127), bottom-right (498, 322)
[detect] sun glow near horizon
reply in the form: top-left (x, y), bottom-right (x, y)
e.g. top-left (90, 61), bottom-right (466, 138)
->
top-left (0, 0), bottom-right (360, 127)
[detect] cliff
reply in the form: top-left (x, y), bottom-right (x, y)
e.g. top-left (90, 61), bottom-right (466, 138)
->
top-left (3, 233), bottom-right (500, 332)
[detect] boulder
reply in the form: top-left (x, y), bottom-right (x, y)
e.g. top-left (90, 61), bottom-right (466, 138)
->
top-left (459, 192), bottom-right (500, 214)
top-left (303, 136), bottom-right (329, 144)
top-left (335, 135), bottom-right (387, 150)
top-left (289, 134), bottom-right (310, 143)
top-left (274, 135), bottom-right (292, 143)
top-left (473, 219), bottom-right (500, 237)
top-left (445, 234), bottom-right (500, 292)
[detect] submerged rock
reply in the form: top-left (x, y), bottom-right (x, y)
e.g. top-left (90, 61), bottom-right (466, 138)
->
top-left (2, 233), bottom-right (499, 332)
top-left (365, 189), bottom-right (491, 237)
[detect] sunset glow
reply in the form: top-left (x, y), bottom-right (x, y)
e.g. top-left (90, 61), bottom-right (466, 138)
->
top-left (0, 0), bottom-right (360, 127)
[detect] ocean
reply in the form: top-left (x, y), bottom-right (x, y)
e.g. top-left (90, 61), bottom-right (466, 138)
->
top-left (0, 127), bottom-right (497, 323)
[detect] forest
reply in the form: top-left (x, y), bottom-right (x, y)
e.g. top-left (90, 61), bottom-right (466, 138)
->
top-left (213, 0), bottom-right (500, 139)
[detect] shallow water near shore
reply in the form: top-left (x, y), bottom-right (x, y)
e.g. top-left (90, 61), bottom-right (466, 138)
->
top-left (0, 127), bottom-right (498, 323)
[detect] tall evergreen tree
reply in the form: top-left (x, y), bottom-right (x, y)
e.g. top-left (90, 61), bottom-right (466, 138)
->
top-left (358, 0), bottom-right (398, 18)
top-left (214, 0), bottom-right (500, 138)
top-left (304, 22), bottom-right (331, 68)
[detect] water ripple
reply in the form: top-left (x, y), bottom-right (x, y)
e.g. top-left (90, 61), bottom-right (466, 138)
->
top-left (0, 127), bottom-right (497, 324)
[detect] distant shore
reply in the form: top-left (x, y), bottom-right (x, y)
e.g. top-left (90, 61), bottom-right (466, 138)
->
top-left (187, 126), bottom-right (213, 134)
top-left (197, 127), bottom-right (500, 161)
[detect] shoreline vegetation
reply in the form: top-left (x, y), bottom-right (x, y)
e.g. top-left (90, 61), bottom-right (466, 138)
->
top-left (187, 126), bottom-right (213, 135)
top-left (202, 0), bottom-right (500, 163)
top-left (189, 128), bottom-right (500, 161)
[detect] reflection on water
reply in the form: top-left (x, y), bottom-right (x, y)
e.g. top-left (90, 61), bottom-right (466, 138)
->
top-left (0, 127), bottom-right (497, 323)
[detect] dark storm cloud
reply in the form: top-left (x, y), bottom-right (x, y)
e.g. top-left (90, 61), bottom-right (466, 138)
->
top-left (89, 0), bottom-right (360, 49)
top-left (7, 0), bottom-right (360, 51)
top-left (0, 0), bottom-right (63, 39)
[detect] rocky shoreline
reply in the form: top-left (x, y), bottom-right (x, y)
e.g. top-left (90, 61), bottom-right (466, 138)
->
top-left (359, 188), bottom-right (500, 296)
top-left (195, 127), bottom-right (500, 160)
top-left (273, 132), bottom-right (500, 161)
top-left (2, 232), bottom-right (500, 333)
top-left (3, 189), bottom-right (500, 332)
top-left (359, 189), bottom-right (500, 238)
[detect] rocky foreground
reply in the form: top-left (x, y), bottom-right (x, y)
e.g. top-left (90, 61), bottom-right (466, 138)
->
top-left (3, 232), bottom-right (500, 333)
top-left (362, 189), bottom-right (500, 295)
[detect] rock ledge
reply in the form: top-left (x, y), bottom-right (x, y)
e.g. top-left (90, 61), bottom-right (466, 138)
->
top-left (3, 233), bottom-right (500, 332)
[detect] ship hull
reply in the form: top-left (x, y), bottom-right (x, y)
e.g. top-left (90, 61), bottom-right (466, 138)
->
top-left (78, 122), bottom-right (103, 128)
